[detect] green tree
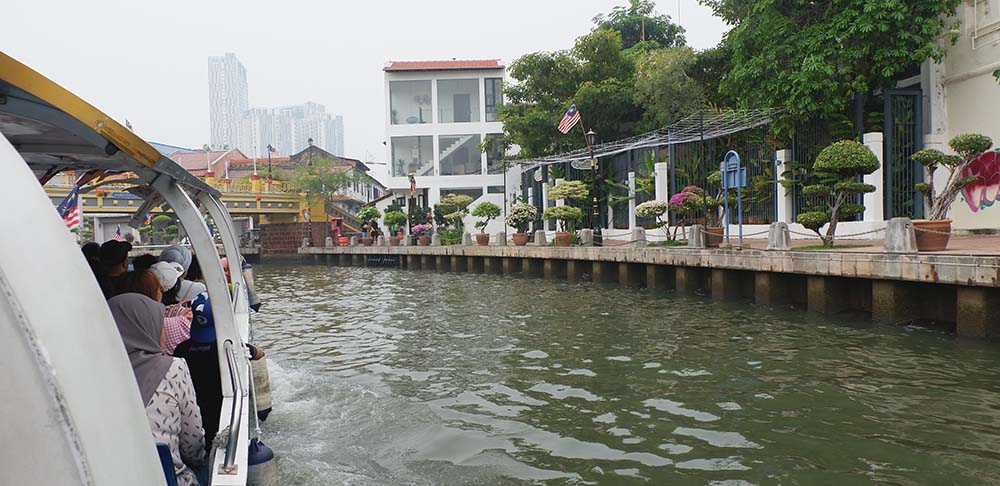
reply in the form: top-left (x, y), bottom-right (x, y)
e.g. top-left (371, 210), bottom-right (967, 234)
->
top-left (788, 141), bottom-right (880, 247)
top-left (593, 0), bottom-right (685, 49)
top-left (701, 0), bottom-right (961, 128)
top-left (288, 157), bottom-right (356, 201)
top-left (472, 202), bottom-right (502, 233)
top-left (634, 47), bottom-right (705, 130)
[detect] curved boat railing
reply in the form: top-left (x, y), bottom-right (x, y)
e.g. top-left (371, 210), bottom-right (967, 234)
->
top-left (222, 340), bottom-right (244, 474)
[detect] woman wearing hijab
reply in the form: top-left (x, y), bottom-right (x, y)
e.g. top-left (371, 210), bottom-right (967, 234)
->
top-left (149, 261), bottom-right (194, 355)
top-left (108, 293), bottom-right (208, 486)
top-left (159, 245), bottom-right (207, 303)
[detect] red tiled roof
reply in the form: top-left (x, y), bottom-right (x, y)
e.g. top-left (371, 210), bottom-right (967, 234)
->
top-left (384, 59), bottom-right (504, 72)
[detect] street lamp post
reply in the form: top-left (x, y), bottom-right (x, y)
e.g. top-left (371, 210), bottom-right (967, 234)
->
top-left (585, 129), bottom-right (602, 246)
top-left (266, 144), bottom-right (274, 181)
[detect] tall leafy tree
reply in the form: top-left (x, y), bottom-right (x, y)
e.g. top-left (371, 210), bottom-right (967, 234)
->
top-left (634, 47), bottom-right (705, 130)
top-left (593, 0), bottom-right (686, 49)
top-left (701, 0), bottom-right (962, 126)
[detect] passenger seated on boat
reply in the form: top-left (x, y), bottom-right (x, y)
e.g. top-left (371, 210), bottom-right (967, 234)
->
top-left (118, 267), bottom-right (193, 355)
top-left (132, 253), bottom-right (159, 271)
top-left (97, 240), bottom-right (132, 298)
top-left (108, 293), bottom-right (208, 486)
top-left (174, 292), bottom-right (265, 451)
top-left (81, 242), bottom-right (101, 270)
top-left (159, 245), bottom-right (207, 304)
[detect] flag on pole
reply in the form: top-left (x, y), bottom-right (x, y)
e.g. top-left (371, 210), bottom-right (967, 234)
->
top-left (268, 145), bottom-right (277, 154)
top-left (112, 225), bottom-right (124, 241)
top-left (56, 187), bottom-right (81, 230)
top-left (557, 103), bottom-right (581, 134)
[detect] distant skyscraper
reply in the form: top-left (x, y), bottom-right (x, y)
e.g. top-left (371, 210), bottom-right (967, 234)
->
top-left (240, 102), bottom-right (345, 157)
top-left (208, 53), bottom-right (249, 151)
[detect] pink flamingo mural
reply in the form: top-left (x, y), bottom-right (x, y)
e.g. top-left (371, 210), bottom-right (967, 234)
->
top-left (961, 150), bottom-right (1000, 212)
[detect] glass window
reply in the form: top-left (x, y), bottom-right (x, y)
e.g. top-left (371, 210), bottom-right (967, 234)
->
top-left (439, 134), bottom-right (482, 176)
top-left (437, 79), bottom-right (480, 123)
top-left (485, 78), bottom-right (502, 122)
top-left (442, 188), bottom-right (483, 201)
top-left (487, 185), bottom-right (505, 194)
top-left (485, 133), bottom-right (506, 174)
top-left (390, 81), bottom-right (432, 125)
top-left (391, 136), bottom-right (434, 177)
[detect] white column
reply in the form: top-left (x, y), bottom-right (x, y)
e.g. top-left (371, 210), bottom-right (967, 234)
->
top-left (775, 149), bottom-right (794, 223)
top-left (627, 171), bottom-right (637, 230)
top-left (863, 132), bottom-right (885, 222)
top-left (555, 178), bottom-right (565, 207)
top-left (654, 161), bottom-right (669, 222)
top-left (541, 182), bottom-right (550, 231)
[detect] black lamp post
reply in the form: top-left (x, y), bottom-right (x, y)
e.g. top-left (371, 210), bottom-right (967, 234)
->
top-left (266, 144), bottom-right (274, 181)
top-left (585, 129), bottom-right (602, 246)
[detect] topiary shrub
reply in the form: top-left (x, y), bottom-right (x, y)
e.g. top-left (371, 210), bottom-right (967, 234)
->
top-left (789, 140), bottom-right (879, 247)
top-left (542, 205), bottom-right (583, 232)
top-left (471, 201), bottom-right (502, 233)
top-left (547, 180), bottom-right (590, 201)
top-left (356, 206), bottom-right (381, 223)
top-left (505, 202), bottom-right (538, 233)
top-left (383, 210), bottom-right (407, 230)
top-left (912, 133), bottom-right (994, 220)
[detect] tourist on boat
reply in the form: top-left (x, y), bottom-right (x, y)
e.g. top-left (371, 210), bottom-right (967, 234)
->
top-left (97, 240), bottom-right (131, 298)
top-left (81, 242), bottom-right (101, 268)
top-left (119, 265), bottom-right (194, 355)
top-left (159, 245), bottom-right (206, 303)
top-left (108, 293), bottom-right (207, 486)
top-left (132, 253), bottom-right (158, 271)
top-left (174, 292), bottom-right (264, 451)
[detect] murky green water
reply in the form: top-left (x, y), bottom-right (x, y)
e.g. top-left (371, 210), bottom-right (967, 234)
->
top-left (252, 264), bottom-right (1000, 485)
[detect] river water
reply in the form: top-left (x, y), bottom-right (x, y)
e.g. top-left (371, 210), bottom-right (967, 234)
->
top-left (251, 263), bottom-right (1000, 485)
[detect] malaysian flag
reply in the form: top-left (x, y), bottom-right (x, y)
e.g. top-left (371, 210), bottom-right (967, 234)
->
top-left (557, 103), bottom-right (581, 134)
top-left (112, 225), bottom-right (123, 241)
top-left (56, 187), bottom-right (81, 230)
top-left (267, 144), bottom-right (277, 154)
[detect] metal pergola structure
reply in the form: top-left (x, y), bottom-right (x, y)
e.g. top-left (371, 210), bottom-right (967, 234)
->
top-left (518, 108), bottom-right (783, 171)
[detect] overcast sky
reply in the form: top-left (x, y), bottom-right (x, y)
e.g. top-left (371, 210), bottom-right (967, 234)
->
top-left (2, 0), bottom-right (727, 168)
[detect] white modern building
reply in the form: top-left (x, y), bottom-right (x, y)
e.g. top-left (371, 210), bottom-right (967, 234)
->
top-left (382, 59), bottom-right (518, 233)
top-left (241, 102), bottom-right (345, 158)
top-left (208, 53), bottom-right (249, 151)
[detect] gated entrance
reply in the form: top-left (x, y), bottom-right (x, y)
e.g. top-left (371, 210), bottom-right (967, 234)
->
top-left (884, 89), bottom-right (924, 219)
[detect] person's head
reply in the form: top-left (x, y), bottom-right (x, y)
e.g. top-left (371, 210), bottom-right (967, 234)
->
top-left (81, 242), bottom-right (100, 264)
top-left (131, 254), bottom-right (158, 271)
top-left (116, 270), bottom-right (163, 302)
top-left (190, 292), bottom-right (216, 343)
top-left (159, 245), bottom-right (192, 278)
top-left (186, 255), bottom-right (203, 282)
top-left (107, 293), bottom-right (171, 404)
top-left (149, 261), bottom-right (183, 294)
top-left (99, 240), bottom-right (132, 276)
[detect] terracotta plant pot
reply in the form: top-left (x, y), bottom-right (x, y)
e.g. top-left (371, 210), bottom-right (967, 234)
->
top-left (476, 233), bottom-right (490, 246)
top-left (389, 236), bottom-right (401, 247)
top-left (554, 232), bottom-right (574, 247)
top-left (418, 235), bottom-right (431, 246)
top-left (512, 233), bottom-right (530, 246)
top-left (705, 227), bottom-right (724, 248)
top-left (913, 219), bottom-right (951, 252)
top-left (361, 237), bottom-right (373, 247)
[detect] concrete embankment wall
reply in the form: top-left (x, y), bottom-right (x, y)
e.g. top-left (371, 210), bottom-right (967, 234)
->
top-left (302, 246), bottom-right (1000, 340)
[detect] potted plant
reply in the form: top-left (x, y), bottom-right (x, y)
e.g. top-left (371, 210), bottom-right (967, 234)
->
top-left (669, 184), bottom-right (724, 246)
top-left (383, 210), bottom-right (407, 246)
top-left (542, 205), bottom-right (583, 246)
top-left (356, 206), bottom-right (381, 246)
top-left (911, 133), bottom-right (994, 251)
top-left (471, 201), bottom-right (501, 246)
top-left (635, 199), bottom-right (668, 229)
top-left (411, 223), bottom-right (433, 246)
top-left (506, 202), bottom-right (538, 246)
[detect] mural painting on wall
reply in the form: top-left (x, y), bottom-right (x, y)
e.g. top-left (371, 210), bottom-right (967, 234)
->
top-left (962, 150), bottom-right (1000, 212)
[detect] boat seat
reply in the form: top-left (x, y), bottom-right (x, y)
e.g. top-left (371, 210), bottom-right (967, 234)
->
top-left (155, 443), bottom-right (178, 486)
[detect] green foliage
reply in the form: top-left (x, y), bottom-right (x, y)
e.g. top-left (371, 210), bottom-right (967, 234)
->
top-left (634, 47), bottom-right (704, 130)
top-left (408, 205), bottom-right (431, 227)
top-left (542, 205), bottom-right (584, 232)
top-left (548, 180), bottom-right (590, 201)
top-left (704, 0), bottom-right (962, 130)
top-left (288, 157), bottom-right (355, 199)
top-left (383, 210), bottom-right (407, 229)
top-left (386, 202), bottom-right (402, 214)
top-left (434, 193), bottom-right (474, 229)
top-left (796, 211), bottom-right (830, 232)
top-left (912, 148), bottom-right (961, 168)
top-left (438, 228), bottom-right (463, 245)
top-left (833, 181), bottom-right (876, 194)
top-left (505, 202), bottom-right (538, 231)
top-left (802, 184), bottom-right (830, 198)
top-left (143, 214), bottom-right (179, 245)
top-left (915, 182), bottom-right (931, 195)
top-left (356, 206), bottom-right (381, 222)
top-left (471, 201), bottom-right (502, 233)
top-left (813, 141), bottom-right (879, 175)
top-left (949, 134), bottom-right (993, 160)
top-left (593, 0), bottom-right (685, 49)
top-left (152, 215), bottom-right (173, 225)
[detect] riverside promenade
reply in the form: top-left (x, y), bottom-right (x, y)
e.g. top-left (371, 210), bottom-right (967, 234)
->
top-left (300, 238), bottom-right (1000, 340)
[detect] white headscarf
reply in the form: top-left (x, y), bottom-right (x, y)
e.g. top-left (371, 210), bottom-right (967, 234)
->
top-left (159, 245), bottom-right (192, 273)
top-left (149, 261), bottom-right (183, 291)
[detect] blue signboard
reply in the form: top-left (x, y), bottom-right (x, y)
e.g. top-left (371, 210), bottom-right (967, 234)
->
top-left (110, 191), bottom-right (141, 199)
top-left (719, 150), bottom-right (745, 248)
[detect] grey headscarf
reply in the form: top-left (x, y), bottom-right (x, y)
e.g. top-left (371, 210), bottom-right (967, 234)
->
top-left (108, 293), bottom-right (173, 405)
top-left (159, 245), bottom-right (192, 273)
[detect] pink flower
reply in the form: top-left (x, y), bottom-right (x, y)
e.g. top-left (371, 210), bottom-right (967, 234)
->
top-left (961, 150), bottom-right (1000, 212)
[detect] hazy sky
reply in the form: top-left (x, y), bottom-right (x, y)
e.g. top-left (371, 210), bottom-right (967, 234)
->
top-left (2, 0), bottom-right (727, 167)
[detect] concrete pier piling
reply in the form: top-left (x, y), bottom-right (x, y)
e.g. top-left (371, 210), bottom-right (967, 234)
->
top-left (302, 245), bottom-right (1000, 341)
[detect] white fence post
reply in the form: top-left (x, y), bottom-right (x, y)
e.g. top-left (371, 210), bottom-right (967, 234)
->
top-left (775, 149), bottom-right (794, 223)
top-left (655, 161), bottom-right (669, 222)
top-left (863, 132), bottom-right (885, 222)
top-left (628, 171), bottom-right (637, 231)
top-left (541, 182), bottom-right (550, 232)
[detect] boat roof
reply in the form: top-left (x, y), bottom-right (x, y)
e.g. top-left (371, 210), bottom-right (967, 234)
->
top-left (0, 51), bottom-right (218, 196)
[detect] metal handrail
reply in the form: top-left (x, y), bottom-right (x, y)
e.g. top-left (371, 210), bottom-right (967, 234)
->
top-left (221, 340), bottom-right (245, 474)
